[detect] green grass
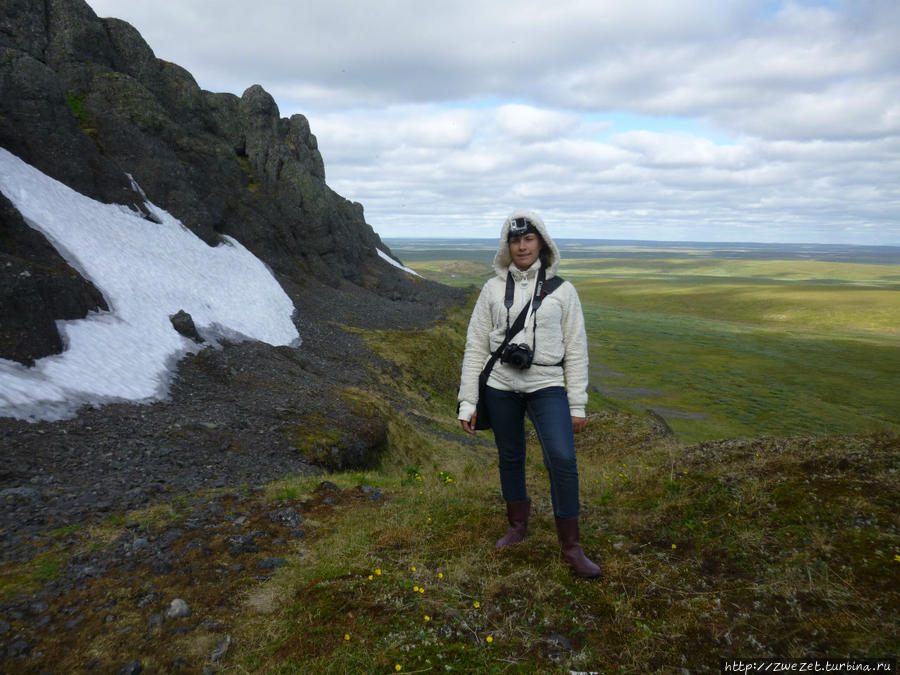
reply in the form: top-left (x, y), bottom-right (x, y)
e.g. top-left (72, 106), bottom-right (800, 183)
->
top-left (565, 257), bottom-right (900, 335)
top-left (398, 255), bottom-right (900, 442)
top-left (569, 257), bottom-right (900, 441)
top-left (582, 303), bottom-right (900, 441)
top-left (402, 258), bottom-right (495, 287)
top-left (65, 91), bottom-right (88, 125)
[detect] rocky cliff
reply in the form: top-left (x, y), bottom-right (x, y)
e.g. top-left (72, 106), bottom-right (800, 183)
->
top-left (1, 0), bottom-right (456, 366)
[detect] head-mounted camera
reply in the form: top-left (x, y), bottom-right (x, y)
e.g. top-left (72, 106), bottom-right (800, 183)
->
top-left (508, 217), bottom-right (537, 239)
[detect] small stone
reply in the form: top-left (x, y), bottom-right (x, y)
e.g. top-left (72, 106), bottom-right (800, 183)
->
top-left (360, 485), bottom-right (384, 501)
top-left (210, 634), bottom-right (232, 662)
top-left (152, 560), bottom-right (173, 575)
top-left (7, 640), bottom-right (30, 657)
top-left (256, 557), bottom-right (287, 570)
top-left (0, 487), bottom-right (39, 499)
top-left (116, 660), bottom-right (143, 675)
top-left (169, 310), bottom-right (202, 342)
top-left (158, 528), bottom-right (185, 549)
top-left (165, 598), bottom-right (191, 619)
top-left (182, 537), bottom-right (204, 553)
top-left (267, 507), bottom-right (304, 529)
top-left (547, 633), bottom-right (571, 651)
top-left (226, 534), bottom-right (258, 555)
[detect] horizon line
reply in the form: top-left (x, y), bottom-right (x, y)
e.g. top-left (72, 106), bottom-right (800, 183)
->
top-left (381, 236), bottom-right (900, 249)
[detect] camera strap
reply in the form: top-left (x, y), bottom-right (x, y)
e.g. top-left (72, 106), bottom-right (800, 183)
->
top-left (480, 267), bottom-right (566, 388)
top-left (481, 296), bottom-right (533, 389)
top-left (503, 265), bottom-right (547, 336)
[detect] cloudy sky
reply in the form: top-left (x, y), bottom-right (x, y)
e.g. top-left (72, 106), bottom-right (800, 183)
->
top-left (83, 0), bottom-right (899, 245)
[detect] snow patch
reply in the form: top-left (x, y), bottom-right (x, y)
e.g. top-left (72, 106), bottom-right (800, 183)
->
top-left (377, 247), bottom-right (421, 277)
top-left (0, 148), bottom-right (300, 421)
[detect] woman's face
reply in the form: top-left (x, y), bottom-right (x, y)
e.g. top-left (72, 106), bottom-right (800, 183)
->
top-left (509, 232), bottom-right (543, 271)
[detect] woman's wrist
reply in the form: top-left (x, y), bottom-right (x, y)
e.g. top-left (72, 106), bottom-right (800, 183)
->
top-left (458, 401), bottom-right (476, 421)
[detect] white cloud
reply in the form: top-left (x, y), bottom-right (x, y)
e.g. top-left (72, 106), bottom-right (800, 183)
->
top-left (496, 105), bottom-right (578, 142)
top-left (78, 0), bottom-right (900, 244)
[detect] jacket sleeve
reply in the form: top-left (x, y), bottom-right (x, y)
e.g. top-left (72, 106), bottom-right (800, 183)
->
top-left (560, 283), bottom-right (589, 418)
top-left (457, 283), bottom-right (494, 421)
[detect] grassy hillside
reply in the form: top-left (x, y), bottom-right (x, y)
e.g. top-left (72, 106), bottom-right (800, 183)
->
top-left (218, 306), bottom-right (898, 672)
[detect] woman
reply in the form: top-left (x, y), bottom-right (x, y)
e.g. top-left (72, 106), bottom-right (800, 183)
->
top-left (458, 209), bottom-right (601, 578)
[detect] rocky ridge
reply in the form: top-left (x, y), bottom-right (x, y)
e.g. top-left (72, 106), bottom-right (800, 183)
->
top-left (2, 0), bottom-right (456, 365)
top-left (0, 0), bottom-right (465, 461)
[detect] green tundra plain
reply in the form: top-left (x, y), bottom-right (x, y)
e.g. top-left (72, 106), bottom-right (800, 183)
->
top-left (392, 239), bottom-right (900, 442)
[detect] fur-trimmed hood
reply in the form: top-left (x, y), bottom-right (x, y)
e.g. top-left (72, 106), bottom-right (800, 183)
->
top-left (492, 209), bottom-right (561, 279)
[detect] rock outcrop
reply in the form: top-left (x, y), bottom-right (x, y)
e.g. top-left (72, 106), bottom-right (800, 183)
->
top-left (1, 0), bottom-right (437, 365)
top-left (0, 193), bottom-right (109, 366)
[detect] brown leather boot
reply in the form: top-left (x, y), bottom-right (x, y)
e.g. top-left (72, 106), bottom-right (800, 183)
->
top-left (495, 500), bottom-right (530, 550)
top-left (555, 517), bottom-right (602, 578)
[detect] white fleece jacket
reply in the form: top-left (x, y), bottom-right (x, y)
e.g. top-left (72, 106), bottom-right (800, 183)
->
top-left (457, 210), bottom-right (589, 421)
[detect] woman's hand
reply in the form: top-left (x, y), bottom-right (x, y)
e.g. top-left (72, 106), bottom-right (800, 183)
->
top-left (461, 413), bottom-right (478, 435)
top-left (572, 417), bottom-right (586, 434)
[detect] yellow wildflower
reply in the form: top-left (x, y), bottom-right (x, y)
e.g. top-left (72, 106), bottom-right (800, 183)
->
top-left (344, 633), bottom-right (350, 641)
top-left (473, 601), bottom-right (480, 608)
top-left (486, 635), bottom-right (493, 643)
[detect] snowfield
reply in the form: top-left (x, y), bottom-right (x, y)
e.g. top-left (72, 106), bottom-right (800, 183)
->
top-left (0, 148), bottom-right (302, 421)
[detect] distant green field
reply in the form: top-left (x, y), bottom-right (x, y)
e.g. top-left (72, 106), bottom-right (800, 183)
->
top-left (399, 247), bottom-right (900, 442)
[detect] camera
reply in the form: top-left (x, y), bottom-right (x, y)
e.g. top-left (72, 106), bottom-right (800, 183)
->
top-left (500, 343), bottom-right (533, 369)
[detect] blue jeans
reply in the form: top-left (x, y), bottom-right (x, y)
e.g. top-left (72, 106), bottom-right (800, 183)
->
top-left (484, 385), bottom-right (581, 519)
